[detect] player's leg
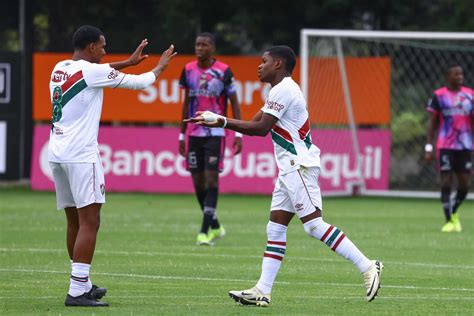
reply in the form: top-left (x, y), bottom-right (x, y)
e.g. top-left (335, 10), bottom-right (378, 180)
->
top-left (191, 171), bottom-right (212, 245)
top-left (205, 170), bottom-right (225, 240)
top-left (204, 136), bottom-right (225, 242)
top-left (439, 150), bottom-right (456, 232)
top-left (451, 150), bottom-right (472, 232)
top-left (255, 210), bottom-right (293, 294)
top-left (296, 167), bottom-right (382, 301)
top-left (190, 170), bottom-right (207, 213)
top-left (229, 177), bottom-right (294, 307)
top-left (191, 171), bottom-right (207, 211)
top-left (453, 173), bottom-right (470, 213)
top-left (65, 207), bottom-right (79, 260)
top-left (64, 162), bottom-right (108, 307)
top-left (188, 136), bottom-right (207, 211)
top-left (188, 137), bottom-right (211, 245)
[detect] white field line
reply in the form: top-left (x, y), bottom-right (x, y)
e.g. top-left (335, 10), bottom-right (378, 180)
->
top-left (1, 247), bottom-right (473, 270)
top-left (0, 295), bottom-right (473, 301)
top-left (0, 268), bottom-right (473, 293)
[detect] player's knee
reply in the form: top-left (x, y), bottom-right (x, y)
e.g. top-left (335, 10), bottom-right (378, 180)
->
top-left (266, 221), bottom-right (287, 240)
top-left (303, 217), bottom-right (325, 237)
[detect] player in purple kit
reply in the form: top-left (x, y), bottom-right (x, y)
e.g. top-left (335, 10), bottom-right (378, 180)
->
top-left (179, 32), bottom-right (242, 245)
top-left (425, 63), bottom-right (473, 232)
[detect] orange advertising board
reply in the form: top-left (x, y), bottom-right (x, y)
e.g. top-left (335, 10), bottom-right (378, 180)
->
top-left (33, 53), bottom-right (390, 124)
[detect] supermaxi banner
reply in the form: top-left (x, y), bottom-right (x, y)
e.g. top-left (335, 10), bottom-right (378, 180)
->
top-left (31, 126), bottom-right (391, 194)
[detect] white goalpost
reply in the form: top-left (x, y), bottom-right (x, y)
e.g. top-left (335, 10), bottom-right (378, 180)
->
top-left (300, 29), bottom-right (474, 199)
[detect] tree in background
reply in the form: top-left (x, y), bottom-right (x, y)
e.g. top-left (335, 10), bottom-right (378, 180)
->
top-left (2, 0), bottom-right (474, 54)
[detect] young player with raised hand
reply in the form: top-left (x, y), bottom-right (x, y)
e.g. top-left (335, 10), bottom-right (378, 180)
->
top-left (48, 25), bottom-right (176, 307)
top-left (186, 45), bottom-right (383, 306)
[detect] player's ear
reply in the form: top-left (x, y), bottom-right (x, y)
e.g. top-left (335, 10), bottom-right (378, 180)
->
top-left (274, 58), bottom-right (283, 70)
top-left (87, 42), bottom-right (95, 54)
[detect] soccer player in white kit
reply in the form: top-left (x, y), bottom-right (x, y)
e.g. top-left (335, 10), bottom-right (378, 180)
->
top-left (186, 45), bottom-right (383, 307)
top-left (48, 25), bottom-right (176, 307)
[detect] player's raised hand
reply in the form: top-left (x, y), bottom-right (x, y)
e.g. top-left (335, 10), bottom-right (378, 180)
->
top-left (128, 39), bottom-right (150, 66)
top-left (157, 44), bottom-right (178, 71)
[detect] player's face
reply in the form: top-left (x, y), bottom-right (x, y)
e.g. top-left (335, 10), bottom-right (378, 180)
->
top-left (258, 52), bottom-right (276, 83)
top-left (90, 35), bottom-right (107, 63)
top-left (446, 66), bottom-right (464, 87)
top-left (195, 36), bottom-right (214, 62)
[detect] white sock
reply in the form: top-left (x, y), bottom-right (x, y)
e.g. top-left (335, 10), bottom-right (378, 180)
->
top-left (256, 221), bottom-right (287, 294)
top-left (70, 260), bottom-right (92, 292)
top-left (69, 262), bottom-right (90, 297)
top-left (303, 218), bottom-right (372, 273)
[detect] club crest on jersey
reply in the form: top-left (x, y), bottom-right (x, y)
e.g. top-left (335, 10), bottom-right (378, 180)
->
top-left (53, 87), bottom-right (62, 102)
top-left (208, 156), bottom-right (218, 165)
top-left (455, 95), bottom-right (464, 107)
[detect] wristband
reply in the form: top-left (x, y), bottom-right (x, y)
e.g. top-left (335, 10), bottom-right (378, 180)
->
top-left (179, 133), bottom-right (185, 141)
top-left (424, 144), bottom-right (433, 152)
top-left (235, 132), bottom-right (242, 138)
top-left (222, 117), bottom-right (228, 128)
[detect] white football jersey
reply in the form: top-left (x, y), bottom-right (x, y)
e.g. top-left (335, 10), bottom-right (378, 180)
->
top-left (48, 59), bottom-right (155, 163)
top-left (261, 77), bottom-right (320, 175)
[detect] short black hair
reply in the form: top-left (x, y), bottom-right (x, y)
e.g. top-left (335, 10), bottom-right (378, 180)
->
top-left (445, 63), bottom-right (462, 74)
top-left (267, 45), bottom-right (297, 74)
top-left (197, 32), bottom-right (215, 45)
top-left (73, 25), bottom-right (104, 49)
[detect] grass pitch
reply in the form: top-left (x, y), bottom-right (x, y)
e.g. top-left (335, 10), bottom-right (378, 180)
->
top-left (0, 187), bottom-right (473, 315)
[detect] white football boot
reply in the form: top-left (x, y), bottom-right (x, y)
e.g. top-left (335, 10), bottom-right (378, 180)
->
top-left (229, 286), bottom-right (271, 307)
top-left (363, 260), bottom-right (384, 302)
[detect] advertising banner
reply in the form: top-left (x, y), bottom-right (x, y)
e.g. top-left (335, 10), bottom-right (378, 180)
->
top-left (0, 121), bottom-right (5, 173)
top-left (33, 53), bottom-right (390, 125)
top-left (0, 53), bottom-right (21, 179)
top-left (31, 126), bottom-right (391, 194)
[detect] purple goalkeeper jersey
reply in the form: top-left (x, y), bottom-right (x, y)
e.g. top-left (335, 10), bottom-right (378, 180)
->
top-left (180, 60), bottom-right (236, 137)
top-left (426, 86), bottom-right (474, 150)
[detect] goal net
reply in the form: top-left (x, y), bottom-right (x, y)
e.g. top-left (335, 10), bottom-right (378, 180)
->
top-left (300, 30), bottom-right (474, 198)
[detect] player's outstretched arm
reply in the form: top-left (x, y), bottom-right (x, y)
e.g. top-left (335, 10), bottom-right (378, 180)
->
top-left (110, 39), bottom-right (150, 70)
top-left (185, 111), bottom-right (277, 137)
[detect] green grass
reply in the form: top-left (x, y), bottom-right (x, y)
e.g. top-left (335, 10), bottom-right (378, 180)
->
top-left (0, 187), bottom-right (473, 315)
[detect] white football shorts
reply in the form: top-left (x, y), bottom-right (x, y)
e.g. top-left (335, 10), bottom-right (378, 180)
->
top-left (49, 160), bottom-right (106, 210)
top-left (270, 166), bottom-right (322, 218)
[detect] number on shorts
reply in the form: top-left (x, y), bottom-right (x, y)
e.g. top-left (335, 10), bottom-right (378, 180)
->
top-left (188, 151), bottom-right (197, 167)
top-left (441, 154), bottom-right (451, 171)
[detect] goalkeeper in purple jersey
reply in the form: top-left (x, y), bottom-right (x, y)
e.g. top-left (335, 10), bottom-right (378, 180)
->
top-left (425, 63), bottom-right (473, 233)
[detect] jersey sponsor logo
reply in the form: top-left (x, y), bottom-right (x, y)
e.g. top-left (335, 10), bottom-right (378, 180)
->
top-left (441, 107), bottom-right (471, 116)
top-left (188, 88), bottom-right (221, 98)
top-left (107, 70), bottom-right (120, 80)
top-left (52, 70), bottom-right (71, 83)
top-left (265, 100), bottom-right (284, 112)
